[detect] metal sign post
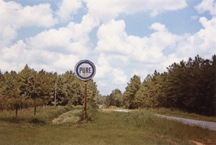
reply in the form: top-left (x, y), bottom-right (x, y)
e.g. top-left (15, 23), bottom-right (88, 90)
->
top-left (84, 82), bottom-right (87, 119)
top-left (74, 60), bottom-right (96, 119)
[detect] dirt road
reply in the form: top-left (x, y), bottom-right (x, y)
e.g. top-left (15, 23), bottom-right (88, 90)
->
top-left (156, 114), bottom-right (216, 131)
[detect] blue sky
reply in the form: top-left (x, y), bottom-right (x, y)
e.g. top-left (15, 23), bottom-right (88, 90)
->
top-left (0, 0), bottom-right (215, 95)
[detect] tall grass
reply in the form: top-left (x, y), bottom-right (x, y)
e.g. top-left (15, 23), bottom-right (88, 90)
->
top-left (0, 105), bottom-right (74, 125)
top-left (0, 108), bottom-right (215, 144)
top-left (112, 109), bottom-right (216, 144)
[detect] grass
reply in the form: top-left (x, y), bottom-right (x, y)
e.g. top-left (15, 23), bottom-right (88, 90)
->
top-left (0, 105), bottom-right (74, 125)
top-left (148, 108), bottom-right (216, 122)
top-left (112, 110), bottom-right (216, 144)
top-left (0, 107), bottom-right (216, 145)
top-left (52, 106), bottom-right (84, 124)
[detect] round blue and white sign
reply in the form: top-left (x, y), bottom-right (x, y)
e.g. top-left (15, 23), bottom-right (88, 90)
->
top-left (74, 60), bottom-right (96, 81)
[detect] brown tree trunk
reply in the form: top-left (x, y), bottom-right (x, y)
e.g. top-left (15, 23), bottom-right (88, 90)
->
top-left (34, 106), bottom-right (36, 116)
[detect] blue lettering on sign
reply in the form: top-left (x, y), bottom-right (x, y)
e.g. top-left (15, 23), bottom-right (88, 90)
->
top-left (79, 67), bottom-right (91, 73)
top-left (75, 60), bottom-right (96, 81)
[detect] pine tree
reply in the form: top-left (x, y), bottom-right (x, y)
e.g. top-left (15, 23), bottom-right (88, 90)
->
top-left (134, 71), bottom-right (164, 108)
top-left (103, 89), bottom-right (123, 107)
top-left (0, 71), bottom-right (5, 112)
top-left (0, 71), bottom-right (21, 116)
top-left (86, 80), bottom-right (98, 108)
top-left (18, 65), bottom-right (39, 115)
top-left (123, 75), bottom-right (141, 109)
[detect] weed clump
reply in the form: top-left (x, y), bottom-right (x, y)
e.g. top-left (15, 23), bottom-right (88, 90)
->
top-left (113, 109), bottom-right (158, 128)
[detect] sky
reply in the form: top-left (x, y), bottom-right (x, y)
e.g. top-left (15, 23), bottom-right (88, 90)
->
top-left (0, 0), bottom-right (215, 95)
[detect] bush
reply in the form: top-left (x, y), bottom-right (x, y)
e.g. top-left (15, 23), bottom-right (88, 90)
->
top-left (29, 117), bottom-right (47, 125)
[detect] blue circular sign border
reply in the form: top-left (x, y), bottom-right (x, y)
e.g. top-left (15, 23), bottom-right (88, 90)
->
top-left (74, 60), bottom-right (96, 81)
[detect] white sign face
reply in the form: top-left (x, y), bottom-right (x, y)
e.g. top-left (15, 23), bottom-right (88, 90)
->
top-left (78, 63), bottom-right (92, 77)
top-left (74, 60), bottom-right (96, 81)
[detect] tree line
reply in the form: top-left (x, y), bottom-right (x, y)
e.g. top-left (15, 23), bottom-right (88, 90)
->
top-left (104, 54), bottom-right (216, 116)
top-left (0, 65), bottom-right (99, 116)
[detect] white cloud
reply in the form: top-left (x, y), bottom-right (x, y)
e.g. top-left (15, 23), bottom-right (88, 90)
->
top-left (95, 19), bottom-right (129, 54)
top-left (97, 80), bottom-right (108, 87)
top-left (0, 39), bottom-right (80, 73)
top-left (94, 53), bottom-right (112, 78)
top-left (94, 53), bottom-right (127, 85)
top-left (162, 53), bottom-right (186, 69)
top-left (94, 16), bottom-right (215, 89)
top-left (191, 15), bottom-right (199, 20)
top-left (195, 0), bottom-right (216, 16)
top-left (0, 0), bottom-right (58, 47)
top-left (0, 4), bottom-right (101, 74)
top-left (149, 23), bottom-right (167, 31)
top-left (0, 60), bottom-right (26, 73)
top-left (53, 54), bottom-right (79, 71)
top-left (131, 69), bottom-right (149, 81)
top-left (1, 40), bottom-right (27, 62)
top-left (111, 68), bottom-right (127, 85)
top-left (18, 4), bottom-right (58, 27)
top-left (1, 0), bottom-right (215, 96)
top-left (56, 0), bottom-right (82, 22)
top-left (0, 40), bottom-right (30, 72)
top-left (27, 28), bottom-right (72, 50)
top-left (95, 19), bottom-right (182, 63)
top-left (83, 0), bottom-right (187, 22)
top-left (27, 13), bottom-right (100, 58)
top-left (176, 17), bottom-right (216, 59)
top-left (94, 53), bottom-right (128, 94)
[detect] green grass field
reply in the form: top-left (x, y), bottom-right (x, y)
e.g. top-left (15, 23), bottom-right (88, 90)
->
top-left (0, 106), bottom-right (216, 145)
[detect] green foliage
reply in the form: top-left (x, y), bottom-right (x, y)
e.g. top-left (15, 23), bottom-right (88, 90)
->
top-left (94, 94), bottom-right (105, 105)
top-left (0, 65), bottom-right (99, 116)
top-left (164, 55), bottom-right (216, 115)
top-left (103, 89), bottom-right (123, 107)
top-left (122, 75), bottom-right (141, 109)
top-left (110, 54), bottom-right (216, 116)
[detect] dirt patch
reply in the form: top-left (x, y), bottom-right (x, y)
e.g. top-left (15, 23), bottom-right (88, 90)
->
top-left (102, 108), bottom-right (131, 112)
top-left (189, 140), bottom-right (204, 145)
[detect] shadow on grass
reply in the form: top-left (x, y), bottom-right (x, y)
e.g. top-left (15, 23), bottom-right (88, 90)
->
top-left (0, 117), bottom-right (26, 124)
top-left (0, 105), bottom-right (75, 125)
top-left (29, 117), bottom-right (47, 125)
top-left (0, 116), bottom-right (47, 125)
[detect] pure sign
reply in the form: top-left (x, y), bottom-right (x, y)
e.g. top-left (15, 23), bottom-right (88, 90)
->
top-left (74, 60), bottom-right (96, 119)
top-left (74, 60), bottom-right (96, 81)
